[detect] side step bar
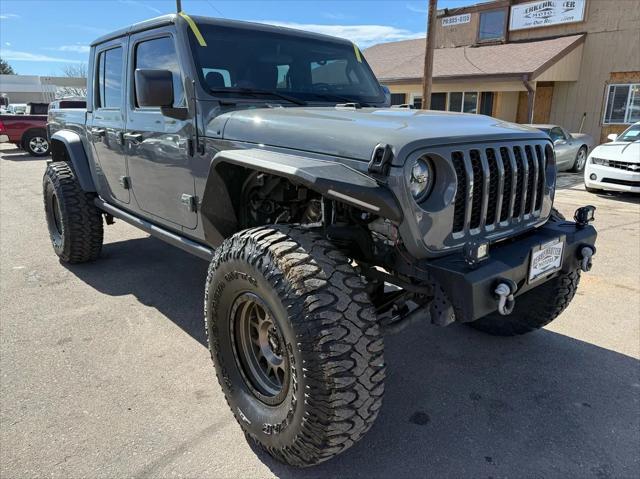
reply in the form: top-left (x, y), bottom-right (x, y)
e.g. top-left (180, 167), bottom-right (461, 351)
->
top-left (95, 199), bottom-right (214, 261)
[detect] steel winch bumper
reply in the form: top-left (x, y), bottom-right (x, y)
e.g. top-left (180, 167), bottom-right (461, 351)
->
top-left (414, 210), bottom-right (597, 323)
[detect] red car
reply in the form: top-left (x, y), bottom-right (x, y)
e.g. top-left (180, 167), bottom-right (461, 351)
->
top-left (0, 107), bottom-right (49, 156)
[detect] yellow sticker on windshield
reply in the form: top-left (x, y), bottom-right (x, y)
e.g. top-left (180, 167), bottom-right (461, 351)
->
top-left (179, 12), bottom-right (207, 47)
top-left (353, 43), bottom-right (362, 62)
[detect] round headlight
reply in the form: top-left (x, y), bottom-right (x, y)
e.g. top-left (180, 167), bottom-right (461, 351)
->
top-left (409, 157), bottom-right (433, 202)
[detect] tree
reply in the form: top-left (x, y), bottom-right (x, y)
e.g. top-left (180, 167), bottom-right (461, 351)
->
top-left (57, 62), bottom-right (88, 99)
top-left (61, 63), bottom-right (87, 79)
top-left (0, 57), bottom-right (16, 75)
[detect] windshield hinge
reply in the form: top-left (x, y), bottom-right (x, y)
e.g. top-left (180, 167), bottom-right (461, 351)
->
top-left (368, 144), bottom-right (393, 176)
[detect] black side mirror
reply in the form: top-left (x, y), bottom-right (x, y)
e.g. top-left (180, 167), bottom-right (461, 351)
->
top-left (135, 69), bottom-right (174, 108)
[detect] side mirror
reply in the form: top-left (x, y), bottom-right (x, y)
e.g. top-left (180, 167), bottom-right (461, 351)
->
top-left (381, 85), bottom-right (391, 107)
top-left (607, 133), bottom-right (618, 142)
top-left (553, 139), bottom-right (565, 146)
top-left (135, 69), bottom-right (174, 108)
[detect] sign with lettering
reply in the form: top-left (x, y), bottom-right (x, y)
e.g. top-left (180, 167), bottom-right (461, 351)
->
top-left (442, 13), bottom-right (471, 27)
top-left (509, 0), bottom-right (586, 31)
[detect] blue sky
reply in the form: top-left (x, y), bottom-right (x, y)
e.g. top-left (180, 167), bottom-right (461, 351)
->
top-left (0, 0), bottom-right (476, 76)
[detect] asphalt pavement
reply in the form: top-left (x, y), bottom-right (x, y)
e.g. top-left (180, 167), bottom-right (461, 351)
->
top-left (1, 144), bottom-right (639, 478)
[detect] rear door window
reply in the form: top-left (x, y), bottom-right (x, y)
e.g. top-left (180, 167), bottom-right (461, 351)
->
top-left (96, 47), bottom-right (123, 109)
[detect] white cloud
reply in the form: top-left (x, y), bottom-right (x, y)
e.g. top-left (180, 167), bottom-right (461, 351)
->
top-left (255, 21), bottom-right (424, 48)
top-left (50, 45), bottom-right (91, 53)
top-left (0, 13), bottom-right (19, 20)
top-left (0, 49), bottom-right (82, 63)
top-left (4, 42), bottom-right (11, 47)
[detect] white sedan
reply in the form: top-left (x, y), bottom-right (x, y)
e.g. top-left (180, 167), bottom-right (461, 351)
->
top-left (584, 123), bottom-right (640, 193)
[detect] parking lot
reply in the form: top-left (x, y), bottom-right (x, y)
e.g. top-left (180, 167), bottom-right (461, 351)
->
top-left (1, 143), bottom-right (638, 478)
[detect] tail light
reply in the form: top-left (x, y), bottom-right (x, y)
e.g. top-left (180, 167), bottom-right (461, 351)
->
top-left (0, 120), bottom-right (5, 132)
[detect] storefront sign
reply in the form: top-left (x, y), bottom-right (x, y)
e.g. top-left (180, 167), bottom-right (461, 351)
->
top-left (509, 0), bottom-right (586, 31)
top-left (442, 13), bottom-right (471, 27)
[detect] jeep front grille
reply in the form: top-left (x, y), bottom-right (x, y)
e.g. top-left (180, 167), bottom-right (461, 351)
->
top-left (451, 142), bottom-right (552, 235)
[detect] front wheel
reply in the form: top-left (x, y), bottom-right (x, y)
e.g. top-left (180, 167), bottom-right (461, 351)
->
top-left (204, 226), bottom-right (385, 467)
top-left (469, 270), bottom-right (581, 336)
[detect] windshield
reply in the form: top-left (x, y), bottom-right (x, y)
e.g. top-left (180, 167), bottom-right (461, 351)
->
top-left (188, 23), bottom-right (385, 105)
top-left (617, 124), bottom-right (640, 142)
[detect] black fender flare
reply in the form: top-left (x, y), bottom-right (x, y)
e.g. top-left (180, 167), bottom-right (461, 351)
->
top-left (50, 130), bottom-right (96, 192)
top-left (201, 148), bottom-right (403, 243)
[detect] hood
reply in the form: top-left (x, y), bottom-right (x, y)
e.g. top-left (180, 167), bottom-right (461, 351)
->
top-left (210, 107), bottom-right (547, 163)
top-left (590, 141), bottom-right (640, 163)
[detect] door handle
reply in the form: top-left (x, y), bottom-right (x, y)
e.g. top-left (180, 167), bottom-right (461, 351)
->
top-left (90, 127), bottom-right (105, 137)
top-left (123, 132), bottom-right (143, 143)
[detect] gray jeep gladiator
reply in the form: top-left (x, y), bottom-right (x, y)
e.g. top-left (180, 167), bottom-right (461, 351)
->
top-left (44, 13), bottom-right (597, 467)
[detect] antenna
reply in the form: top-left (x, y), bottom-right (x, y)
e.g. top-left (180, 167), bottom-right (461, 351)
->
top-left (176, 0), bottom-right (182, 13)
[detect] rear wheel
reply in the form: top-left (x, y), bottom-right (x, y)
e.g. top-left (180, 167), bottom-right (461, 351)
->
top-left (571, 146), bottom-right (587, 172)
top-left (24, 131), bottom-right (50, 157)
top-left (43, 162), bottom-right (103, 263)
top-left (205, 225), bottom-right (385, 466)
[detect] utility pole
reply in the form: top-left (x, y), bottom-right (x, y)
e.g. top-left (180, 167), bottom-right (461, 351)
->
top-left (421, 0), bottom-right (438, 109)
top-left (176, 0), bottom-right (182, 12)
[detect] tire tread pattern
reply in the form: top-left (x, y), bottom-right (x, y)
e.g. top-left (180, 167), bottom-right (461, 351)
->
top-left (204, 225), bottom-right (385, 467)
top-left (470, 269), bottom-right (581, 336)
top-left (43, 161), bottom-right (103, 263)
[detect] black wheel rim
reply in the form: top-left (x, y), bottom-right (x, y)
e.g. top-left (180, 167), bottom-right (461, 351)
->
top-left (230, 292), bottom-right (290, 405)
top-left (47, 191), bottom-right (63, 247)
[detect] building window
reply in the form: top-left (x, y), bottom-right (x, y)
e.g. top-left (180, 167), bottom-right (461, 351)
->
top-left (448, 92), bottom-right (463, 112)
top-left (480, 92), bottom-right (494, 115)
top-left (448, 92), bottom-right (478, 113)
top-left (603, 83), bottom-right (640, 124)
top-left (478, 10), bottom-right (506, 42)
top-left (390, 93), bottom-right (406, 106)
top-left (431, 92), bottom-right (446, 111)
top-left (463, 92), bottom-right (478, 113)
top-left (413, 96), bottom-right (423, 109)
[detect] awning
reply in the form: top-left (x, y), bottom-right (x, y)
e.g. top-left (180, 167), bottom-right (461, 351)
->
top-left (364, 34), bottom-right (585, 84)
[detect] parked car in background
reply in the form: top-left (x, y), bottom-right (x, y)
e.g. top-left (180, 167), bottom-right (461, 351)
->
top-left (3, 104), bottom-right (27, 115)
top-left (0, 110), bottom-right (49, 156)
top-left (527, 124), bottom-right (594, 172)
top-left (584, 122), bottom-right (640, 194)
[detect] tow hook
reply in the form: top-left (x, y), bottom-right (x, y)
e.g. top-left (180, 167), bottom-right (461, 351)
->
top-left (580, 245), bottom-right (595, 272)
top-left (494, 279), bottom-right (518, 316)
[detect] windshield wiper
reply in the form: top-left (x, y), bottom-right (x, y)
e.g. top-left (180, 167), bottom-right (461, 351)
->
top-left (309, 93), bottom-right (372, 107)
top-left (208, 87), bottom-right (307, 106)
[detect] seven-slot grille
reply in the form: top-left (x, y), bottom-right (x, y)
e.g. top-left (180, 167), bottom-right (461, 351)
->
top-left (451, 142), bottom-right (551, 235)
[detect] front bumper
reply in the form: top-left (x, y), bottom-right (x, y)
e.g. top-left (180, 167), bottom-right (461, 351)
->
top-left (584, 164), bottom-right (640, 193)
top-left (417, 216), bottom-right (597, 322)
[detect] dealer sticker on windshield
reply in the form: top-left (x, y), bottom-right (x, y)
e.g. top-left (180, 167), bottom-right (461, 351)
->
top-left (529, 238), bottom-right (564, 282)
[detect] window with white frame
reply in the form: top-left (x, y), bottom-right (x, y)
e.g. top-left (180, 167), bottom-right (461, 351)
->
top-left (603, 83), bottom-right (640, 124)
top-left (447, 92), bottom-right (478, 113)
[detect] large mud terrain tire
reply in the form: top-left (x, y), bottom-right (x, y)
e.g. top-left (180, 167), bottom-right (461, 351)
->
top-left (470, 207), bottom-right (579, 336)
top-left (470, 270), bottom-right (581, 336)
top-left (43, 161), bottom-right (103, 263)
top-left (204, 226), bottom-right (385, 467)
